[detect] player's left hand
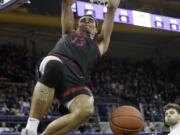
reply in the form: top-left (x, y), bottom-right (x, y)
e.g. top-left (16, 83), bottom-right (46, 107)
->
top-left (107, 0), bottom-right (121, 9)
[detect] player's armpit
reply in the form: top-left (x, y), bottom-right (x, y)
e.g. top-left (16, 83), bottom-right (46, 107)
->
top-left (96, 34), bottom-right (106, 56)
top-left (97, 41), bottom-right (106, 56)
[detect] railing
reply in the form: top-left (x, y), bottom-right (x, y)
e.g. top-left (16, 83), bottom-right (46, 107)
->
top-left (0, 133), bottom-right (164, 135)
top-left (0, 132), bottom-right (164, 135)
top-left (0, 102), bottom-right (165, 123)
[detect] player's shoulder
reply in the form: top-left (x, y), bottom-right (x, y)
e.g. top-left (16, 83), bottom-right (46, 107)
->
top-left (167, 131), bottom-right (173, 135)
top-left (62, 30), bottom-right (76, 38)
top-left (169, 126), bottom-right (180, 135)
top-left (177, 126), bottom-right (180, 132)
top-left (176, 123), bottom-right (180, 130)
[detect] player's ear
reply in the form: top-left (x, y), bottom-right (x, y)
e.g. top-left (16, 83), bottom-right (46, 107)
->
top-left (95, 27), bottom-right (98, 34)
top-left (75, 21), bottom-right (79, 30)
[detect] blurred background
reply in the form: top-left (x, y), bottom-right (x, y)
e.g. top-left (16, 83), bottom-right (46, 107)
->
top-left (0, 0), bottom-right (180, 135)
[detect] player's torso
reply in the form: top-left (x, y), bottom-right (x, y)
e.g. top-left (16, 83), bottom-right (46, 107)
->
top-left (49, 31), bottom-right (101, 76)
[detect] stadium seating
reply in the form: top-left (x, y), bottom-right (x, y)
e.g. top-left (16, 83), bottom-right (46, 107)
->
top-left (0, 43), bottom-right (179, 133)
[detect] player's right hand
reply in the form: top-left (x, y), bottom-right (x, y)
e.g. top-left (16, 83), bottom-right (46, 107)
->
top-left (66, 0), bottom-right (75, 5)
top-left (107, 0), bottom-right (121, 9)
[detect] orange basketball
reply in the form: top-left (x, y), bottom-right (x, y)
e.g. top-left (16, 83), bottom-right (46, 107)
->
top-left (110, 105), bottom-right (144, 135)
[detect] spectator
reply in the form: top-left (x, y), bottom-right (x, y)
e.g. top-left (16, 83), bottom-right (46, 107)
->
top-left (0, 122), bottom-right (12, 133)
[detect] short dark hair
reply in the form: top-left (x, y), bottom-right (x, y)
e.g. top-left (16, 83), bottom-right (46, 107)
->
top-left (164, 103), bottom-right (180, 114)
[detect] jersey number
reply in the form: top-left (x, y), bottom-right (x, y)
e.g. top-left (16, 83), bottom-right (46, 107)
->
top-left (71, 36), bottom-right (86, 47)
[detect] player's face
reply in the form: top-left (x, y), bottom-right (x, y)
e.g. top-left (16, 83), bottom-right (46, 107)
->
top-left (78, 16), bottom-right (97, 35)
top-left (165, 109), bottom-right (180, 126)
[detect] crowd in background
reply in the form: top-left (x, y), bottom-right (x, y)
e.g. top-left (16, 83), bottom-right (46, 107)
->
top-left (0, 43), bottom-right (180, 133)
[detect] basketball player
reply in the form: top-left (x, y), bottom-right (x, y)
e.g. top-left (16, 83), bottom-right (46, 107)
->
top-left (21, 0), bottom-right (120, 135)
top-left (164, 103), bottom-right (180, 135)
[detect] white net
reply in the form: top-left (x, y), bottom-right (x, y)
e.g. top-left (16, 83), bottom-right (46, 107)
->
top-left (90, 0), bottom-right (108, 6)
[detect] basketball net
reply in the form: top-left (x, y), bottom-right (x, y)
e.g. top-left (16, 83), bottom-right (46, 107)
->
top-left (90, 0), bottom-right (108, 6)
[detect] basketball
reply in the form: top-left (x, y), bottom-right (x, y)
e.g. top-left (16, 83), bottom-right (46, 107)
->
top-left (110, 105), bottom-right (144, 135)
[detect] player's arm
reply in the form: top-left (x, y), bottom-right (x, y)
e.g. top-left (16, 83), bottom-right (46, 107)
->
top-left (61, 0), bottom-right (75, 37)
top-left (98, 0), bottom-right (120, 56)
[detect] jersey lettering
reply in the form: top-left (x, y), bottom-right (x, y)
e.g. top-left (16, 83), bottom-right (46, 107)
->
top-left (70, 35), bottom-right (86, 47)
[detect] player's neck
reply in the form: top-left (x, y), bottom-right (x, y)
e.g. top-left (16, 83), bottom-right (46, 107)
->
top-left (76, 30), bottom-right (95, 39)
top-left (170, 121), bottom-right (180, 131)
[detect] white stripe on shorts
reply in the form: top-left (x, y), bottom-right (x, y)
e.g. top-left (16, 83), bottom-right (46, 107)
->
top-left (39, 56), bottom-right (62, 75)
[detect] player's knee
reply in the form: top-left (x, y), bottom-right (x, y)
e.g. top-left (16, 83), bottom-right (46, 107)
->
top-left (77, 104), bottom-right (94, 121)
top-left (40, 60), bottom-right (63, 88)
top-left (70, 95), bottom-right (94, 122)
top-left (81, 106), bottom-right (94, 117)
